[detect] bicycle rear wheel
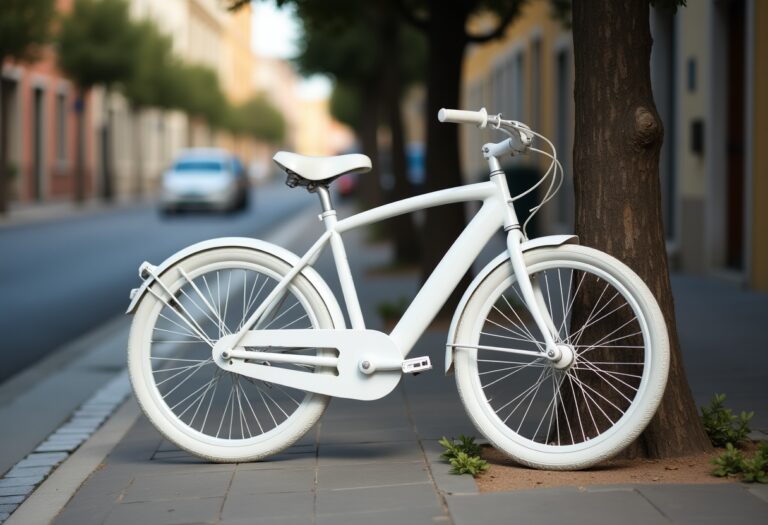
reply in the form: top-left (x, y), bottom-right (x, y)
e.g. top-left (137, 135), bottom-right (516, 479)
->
top-left (128, 247), bottom-right (336, 462)
top-left (453, 245), bottom-right (669, 469)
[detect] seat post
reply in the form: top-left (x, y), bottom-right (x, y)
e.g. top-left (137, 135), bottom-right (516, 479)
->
top-left (316, 186), bottom-right (334, 214)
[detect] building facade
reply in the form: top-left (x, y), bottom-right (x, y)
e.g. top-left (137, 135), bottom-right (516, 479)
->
top-left (1, 0), bottom-right (98, 204)
top-left (460, 0), bottom-right (768, 291)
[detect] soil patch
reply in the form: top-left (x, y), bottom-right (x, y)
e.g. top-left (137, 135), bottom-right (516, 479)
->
top-left (477, 445), bottom-right (743, 492)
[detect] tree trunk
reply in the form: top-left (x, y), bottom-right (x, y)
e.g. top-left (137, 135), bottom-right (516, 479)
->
top-left (0, 78), bottom-right (11, 215)
top-left (101, 88), bottom-right (114, 202)
top-left (421, 3), bottom-right (472, 315)
top-left (73, 91), bottom-right (86, 204)
top-left (382, 18), bottom-right (421, 264)
top-left (356, 79), bottom-right (382, 211)
top-left (132, 106), bottom-right (144, 199)
top-left (572, 0), bottom-right (711, 457)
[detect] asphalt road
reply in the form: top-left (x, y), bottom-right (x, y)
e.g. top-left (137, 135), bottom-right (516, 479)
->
top-left (0, 181), bottom-right (313, 383)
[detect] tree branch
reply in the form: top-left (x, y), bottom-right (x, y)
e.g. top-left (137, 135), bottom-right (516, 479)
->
top-left (396, 0), bottom-right (430, 33)
top-left (466, 4), bottom-right (522, 44)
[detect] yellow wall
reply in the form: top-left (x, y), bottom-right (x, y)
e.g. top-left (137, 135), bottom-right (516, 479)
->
top-left (752, 0), bottom-right (768, 291)
top-left (221, 5), bottom-right (253, 104)
top-left (461, 0), bottom-right (570, 180)
top-left (676, 0), bottom-right (710, 199)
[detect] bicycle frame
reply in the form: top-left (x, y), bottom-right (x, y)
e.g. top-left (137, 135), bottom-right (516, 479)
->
top-left (229, 172), bottom-right (561, 361)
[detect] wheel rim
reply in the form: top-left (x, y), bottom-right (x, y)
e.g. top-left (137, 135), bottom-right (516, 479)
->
top-left (466, 258), bottom-right (653, 453)
top-left (141, 260), bottom-right (325, 446)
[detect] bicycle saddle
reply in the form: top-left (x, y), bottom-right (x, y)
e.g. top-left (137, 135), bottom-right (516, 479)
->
top-left (273, 152), bottom-right (371, 185)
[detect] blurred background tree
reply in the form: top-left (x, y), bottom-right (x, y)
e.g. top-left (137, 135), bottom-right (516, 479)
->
top-left (294, 0), bottom-right (426, 264)
top-left (57, 0), bottom-right (140, 203)
top-left (399, 0), bottom-right (526, 314)
top-left (229, 96), bottom-right (286, 144)
top-left (0, 0), bottom-right (55, 215)
top-left (122, 20), bottom-right (176, 197)
top-left (173, 64), bottom-right (228, 143)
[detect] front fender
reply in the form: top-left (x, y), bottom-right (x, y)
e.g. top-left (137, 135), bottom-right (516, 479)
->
top-left (125, 237), bottom-right (346, 329)
top-left (444, 234), bottom-right (578, 374)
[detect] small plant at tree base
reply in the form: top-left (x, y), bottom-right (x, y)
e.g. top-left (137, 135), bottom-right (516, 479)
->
top-left (700, 393), bottom-right (753, 447)
top-left (712, 443), bottom-right (745, 478)
top-left (742, 442), bottom-right (768, 484)
top-left (741, 455), bottom-right (768, 483)
top-left (439, 435), bottom-right (488, 477)
top-left (439, 435), bottom-right (483, 461)
top-left (448, 451), bottom-right (490, 477)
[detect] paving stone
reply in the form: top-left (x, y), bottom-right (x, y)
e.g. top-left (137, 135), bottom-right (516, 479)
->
top-left (637, 484), bottom-right (768, 524)
top-left (316, 505), bottom-right (448, 525)
top-left (221, 491), bottom-right (313, 521)
top-left (3, 466), bottom-right (51, 478)
top-left (0, 503), bottom-right (18, 514)
top-left (228, 468), bottom-right (315, 494)
top-left (318, 426), bottom-right (419, 445)
top-left (317, 462), bottom-right (429, 490)
top-left (420, 441), bottom-right (477, 495)
top-left (748, 484), bottom-right (768, 504)
top-left (103, 497), bottom-right (224, 525)
top-left (14, 452), bottom-right (67, 468)
top-left (156, 440), bottom-right (182, 453)
top-left (447, 489), bottom-right (669, 525)
top-left (0, 475), bottom-right (44, 487)
top-left (317, 441), bottom-right (423, 466)
top-left (0, 511), bottom-right (10, 521)
top-left (0, 485), bottom-right (34, 497)
top-left (221, 515), bottom-right (313, 525)
top-left (316, 482), bottom-right (438, 515)
top-left (122, 471), bottom-right (233, 503)
top-left (236, 453), bottom-right (316, 471)
top-left (35, 442), bottom-right (79, 452)
top-left (49, 431), bottom-right (90, 440)
top-left (0, 496), bottom-right (24, 505)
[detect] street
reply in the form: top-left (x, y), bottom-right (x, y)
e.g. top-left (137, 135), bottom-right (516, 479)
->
top-left (0, 181), bottom-right (311, 383)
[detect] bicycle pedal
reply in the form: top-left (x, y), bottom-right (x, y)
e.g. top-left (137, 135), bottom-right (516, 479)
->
top-left (402, 356), bottom-right (432, 374)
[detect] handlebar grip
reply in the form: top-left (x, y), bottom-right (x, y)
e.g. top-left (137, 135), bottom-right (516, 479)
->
top-left (437, 108), bottom-right (488, 127)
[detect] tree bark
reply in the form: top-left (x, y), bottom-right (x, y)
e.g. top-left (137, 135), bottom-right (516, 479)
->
top-left (421, 3), bottom-right (472, 314)
top-left (572, 0), bottom-right (711, 457)
top-left (356, 79), bottom-right (382, 211)
top-left (382, 18), bottom-right (421, 264)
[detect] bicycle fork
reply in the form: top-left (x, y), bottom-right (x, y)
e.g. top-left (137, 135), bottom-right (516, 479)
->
top-left (489, 156), bottom-right (575, 369)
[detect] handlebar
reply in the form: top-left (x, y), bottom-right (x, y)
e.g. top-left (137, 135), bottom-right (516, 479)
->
top-left (437, 108), bottom-right (489, 127)
top-left (438, 107), bottom-right (534, 158)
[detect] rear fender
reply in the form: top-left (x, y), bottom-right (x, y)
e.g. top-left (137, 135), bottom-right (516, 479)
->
top-left (444, 234), bottom-right (578, 374)
top-left (126, 237), bottom-right (346, 328)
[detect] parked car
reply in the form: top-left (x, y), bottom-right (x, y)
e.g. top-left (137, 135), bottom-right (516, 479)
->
top-left (160, 149), bottom-right (249, 214)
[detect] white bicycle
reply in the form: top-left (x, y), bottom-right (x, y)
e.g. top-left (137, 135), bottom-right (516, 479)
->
top-left (126, 108), bottom-right (669, 470)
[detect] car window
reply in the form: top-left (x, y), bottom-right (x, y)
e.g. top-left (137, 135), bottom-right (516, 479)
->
top-left (174, 161), bottom-right (224, 172)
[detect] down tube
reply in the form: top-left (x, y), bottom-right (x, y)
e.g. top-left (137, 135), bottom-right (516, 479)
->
top-left (390, 197), bottom-right (505, 357)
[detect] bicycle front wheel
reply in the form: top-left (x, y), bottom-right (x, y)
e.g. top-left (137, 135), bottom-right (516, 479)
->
top-left (128, 247), bottom-right (337, 462)
top-left (454, 245), bottom-right (669, 469)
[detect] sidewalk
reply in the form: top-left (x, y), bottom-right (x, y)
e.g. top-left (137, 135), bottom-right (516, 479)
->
top-left (8, 211), bottom-right (768, 524)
